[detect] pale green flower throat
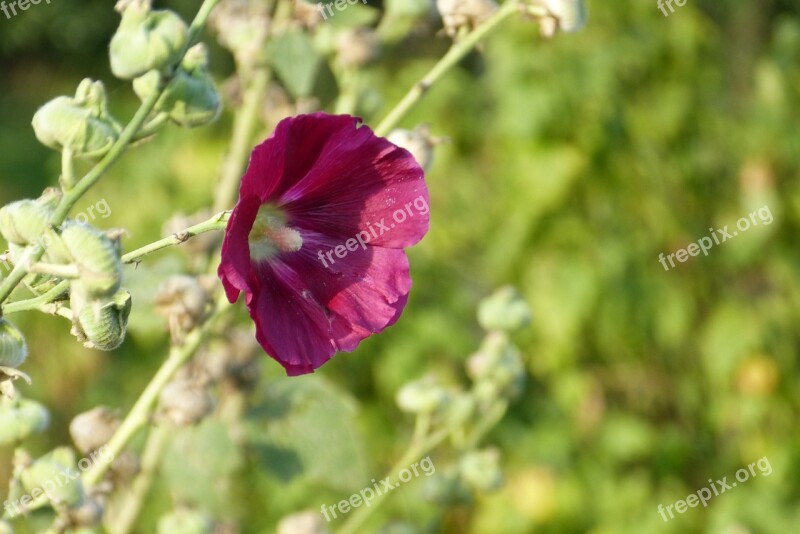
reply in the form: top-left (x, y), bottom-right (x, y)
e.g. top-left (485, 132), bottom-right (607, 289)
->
top-left (248, 205), bottom-right (303, 261)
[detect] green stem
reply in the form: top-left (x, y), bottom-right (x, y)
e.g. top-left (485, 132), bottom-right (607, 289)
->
top-left (121, 210), bottom-right (231, 265)
top-left (373, 0), bottom-right (519, 137)
top-left (82, 302), bottom-right (228, 489)
top-left (109, 424), bottom-right (171, 534)
top-left (213, 68), bottom-right (271, 212)
top-left (61, 148), bottom-right (76, 190)
top-left (2, 280), bottom-right (70, 314)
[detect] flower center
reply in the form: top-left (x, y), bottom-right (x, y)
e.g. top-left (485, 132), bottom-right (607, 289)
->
top-left (248, 205), bottom-right (303, 261)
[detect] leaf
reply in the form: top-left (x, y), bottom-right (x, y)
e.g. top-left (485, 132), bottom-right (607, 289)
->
top-left (266, 30), bottom-right (323, 99)
top-left (244, 375), bottom-right (368, 491)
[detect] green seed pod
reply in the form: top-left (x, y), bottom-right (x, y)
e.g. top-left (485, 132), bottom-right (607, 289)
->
top-left (20, 447), bottom-right (84, 509)
top-left (72, 289), bottom-right (132, 351)
top-left (0, 318), bottom-right (27, 369)
top-left (60, 223), bottom-right (122, 298)
top-left (0, 199), bottom-right (50, 246)
top-left (31, 80), bottom-right (121, 159)
top-left (133, 44), bottom-right (221, 128)
top-left (157, 508), bottom-right (213, 534)
top-left (459, 448), bottom-right (504, 493)
top-left (396, 376), bottom-right (451, 414)
top-left (0, 398), bottom-right (49, 445)
top-left (109, 0), bottom-right (189, 80)
top-left (477, 286), bottom-right (532, 332)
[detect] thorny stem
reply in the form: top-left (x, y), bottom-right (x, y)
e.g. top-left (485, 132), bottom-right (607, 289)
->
top-left (373, 0), bottom-right (520, 137)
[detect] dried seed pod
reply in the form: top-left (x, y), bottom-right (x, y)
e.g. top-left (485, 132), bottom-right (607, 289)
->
top-left (159, 379), bottom-right (214, 426)
top-left (69, 407), bottom-right (120, 454)
top-left (153, 275), bottom-right (213, 336)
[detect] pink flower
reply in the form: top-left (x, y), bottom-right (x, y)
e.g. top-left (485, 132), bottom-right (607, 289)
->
top-left (218, 113), bottom-right (430, 375)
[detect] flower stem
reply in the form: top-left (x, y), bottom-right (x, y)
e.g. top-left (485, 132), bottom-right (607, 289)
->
top-left (109, 424), bottom-right (171, 534)
top-left (1, 280), bottom-right (70, 314)
top-left (121, 210), bottom-right (231, 265)
top-left (373, 0), bottom-right (519, 137)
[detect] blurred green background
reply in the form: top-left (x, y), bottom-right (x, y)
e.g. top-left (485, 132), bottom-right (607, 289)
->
top-left (2, 0), bottom-right (800, 532)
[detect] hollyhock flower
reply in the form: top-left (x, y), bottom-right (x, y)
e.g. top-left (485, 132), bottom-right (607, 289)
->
top-left (218, 113), bottom-right (429, 375)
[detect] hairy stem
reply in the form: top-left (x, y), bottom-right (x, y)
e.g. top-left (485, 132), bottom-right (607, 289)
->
top-left (121, 210), bottom-right (231, 265)
top-left (373, 0), bottom-right (519, 137)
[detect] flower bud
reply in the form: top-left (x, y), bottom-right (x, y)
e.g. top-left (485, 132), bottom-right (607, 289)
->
top-left (71, 289), bottom-right (132, 351)
top-left (459, 448), bottom-right (503, 492)
top-left (20, 447), bottom-right (85, 509)
top-left (0, 318), bottom-right (27, 369)
top-left (133, 44), bottom-right (221, 128)
top-left (0, 397), bottom-right (49, 445)
top-left (157, 508), bottom-right (213, 534)
top-left (477, 286), bottom-right (532, 332)
top-left (61, 223), bottom-right (123, 298)
top-left (0, 199), bottom-right (51, 246)
top-left (396, 375), bottom-right (451, 414)
top-left (159, 379), bottom-right (214, 426)
top-left (69, 407), bottom-right (119, 454)
top-left (109, 0), bottom-right (188, 80)
top-left (32, 79), bottom-right (121, 159)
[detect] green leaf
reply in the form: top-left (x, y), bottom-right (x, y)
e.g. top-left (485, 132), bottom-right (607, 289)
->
top-left (244, 376), bottom-right (367, 491)
top-left (266, 30), bottom-right (323, 99)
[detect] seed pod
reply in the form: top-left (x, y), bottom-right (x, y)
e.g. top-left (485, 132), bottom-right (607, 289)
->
top-left (157, 508), bottom-right (213, 534)
top-left (0, 319), bottom-right (27, 369)
top-left (69, 495), bottom-right (104, 527)
top-left (109, 0), bottom-right (188, 80)
top-left (0, 200), bottom-right (50, 246)
top-left (61, 223), bottom-right (122, 298)
top-left (69, 407), bottom-right (119, 454)
top-left (387, 125), bottom-right (445, 172)
top-left (71, 289), bottom-right (132, 351)
top-left (20, 447), bottom-right (85, 509)
top-left (32, 79), bottom-right (121, 159)
top-left (133, 44), bottom-right (221, 128)
top-left (335, 29), bottom-right (379, 69)
top-left (153, 275), bottom-right (213, 336)
top-left (159, 379), bottom-right (214, 426)
top-left (396, 375), bottom-right (451, 414)
top-left (0, 398), bottom-right (49, 445)
top-left (540, 0), bottom-right (587, 33)
top-left (436, 0), bottom-right (498, 38)
top-left (477, 286), bottom-right (532, 332)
